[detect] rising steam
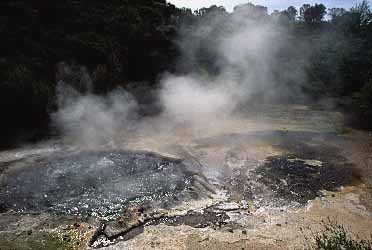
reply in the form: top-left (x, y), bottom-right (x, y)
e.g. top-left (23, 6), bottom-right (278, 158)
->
top-left (53, 5), bottom-right (309, 146)
top-left (53, 81), bottom-right (137, 147)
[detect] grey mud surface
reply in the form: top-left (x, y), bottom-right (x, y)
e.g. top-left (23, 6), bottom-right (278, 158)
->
top-left (0, 150), bottom-right (197, 219)
top-left (0, 105), bottom-right (371, 250)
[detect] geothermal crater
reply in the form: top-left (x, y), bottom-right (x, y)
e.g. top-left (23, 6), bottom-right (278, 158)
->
top-left (0, 121), bottom-right (368, 250)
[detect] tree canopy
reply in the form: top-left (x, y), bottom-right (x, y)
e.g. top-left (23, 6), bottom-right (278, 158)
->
top-left (1, 0), bottom-right (372, 146)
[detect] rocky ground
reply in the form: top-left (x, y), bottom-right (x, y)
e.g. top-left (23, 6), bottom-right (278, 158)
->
top-left (0, 105), bottom-right (371, 250)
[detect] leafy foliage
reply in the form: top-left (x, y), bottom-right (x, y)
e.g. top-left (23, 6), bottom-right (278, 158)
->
top-left (300, 4), bottom-right (327, 24)
top-left (305, 222), bottom-right (372, 250)
top-left (0, 0), bottom-right (185, 146)
top-left (1, 0), bottom-right (372, 146)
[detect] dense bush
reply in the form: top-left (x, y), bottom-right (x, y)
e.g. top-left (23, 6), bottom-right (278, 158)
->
top-left (0, 0), bottom-right (185, 146)
top-left (1, 0), bottom-right (372, 146)
top-left (305, 221), bottom-right (372, 250)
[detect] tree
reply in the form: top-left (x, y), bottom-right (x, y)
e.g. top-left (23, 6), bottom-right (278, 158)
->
top-left (233, 3), bottom-right (268, 19)
top-left (194, 5), bottom-right (226, 17)
top-left (351, 0), bottom-right (372, 25)
top-left (299, 4), bottom-right (311, 21)
top-left (328, 8), bottom-right (346, 20)
top-left (300, 3), bottom-right (326, 24)
top-left (285, 6), bottom-right (298, 21)
top-left (271, 7), bottom-right (297, 23)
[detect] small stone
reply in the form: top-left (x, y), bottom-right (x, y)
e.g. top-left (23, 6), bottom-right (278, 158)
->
top-left (242, 230), bottom-right (247, 235)
top-left (27, 230), bottom-right (32, 235)
top-left (63, 235), bottom-right (71, 242)
top-left (137, 207), bottom-right (145, 215)
top-left (276, 223), bottom-right (282, 227)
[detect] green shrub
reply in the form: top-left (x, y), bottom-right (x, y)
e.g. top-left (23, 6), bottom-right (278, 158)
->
top-left (305, 222), bottom-right (372, 250)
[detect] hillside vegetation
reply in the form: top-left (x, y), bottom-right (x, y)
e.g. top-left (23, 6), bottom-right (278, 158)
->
top-left (1, 0), bottom-right (372, 146)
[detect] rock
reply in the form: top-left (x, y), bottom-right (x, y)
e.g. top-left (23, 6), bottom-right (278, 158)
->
top-left (215, 202), bottom-right (240, 211)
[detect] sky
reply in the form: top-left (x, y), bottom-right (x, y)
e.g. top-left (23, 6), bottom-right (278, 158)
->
top-left (168, 0), bottom-right (364, 12)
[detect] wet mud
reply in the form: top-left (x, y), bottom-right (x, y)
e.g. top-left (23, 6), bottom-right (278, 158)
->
top-left (0, 150), bottom-right (198, 219)
top-left (256, 155), bottom-right (353, 204)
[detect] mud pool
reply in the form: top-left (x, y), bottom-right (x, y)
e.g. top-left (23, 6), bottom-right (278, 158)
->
top-left (0, 151), bottom-right (199, 219)
top-left (0, 105), bottom-right (371, 250)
